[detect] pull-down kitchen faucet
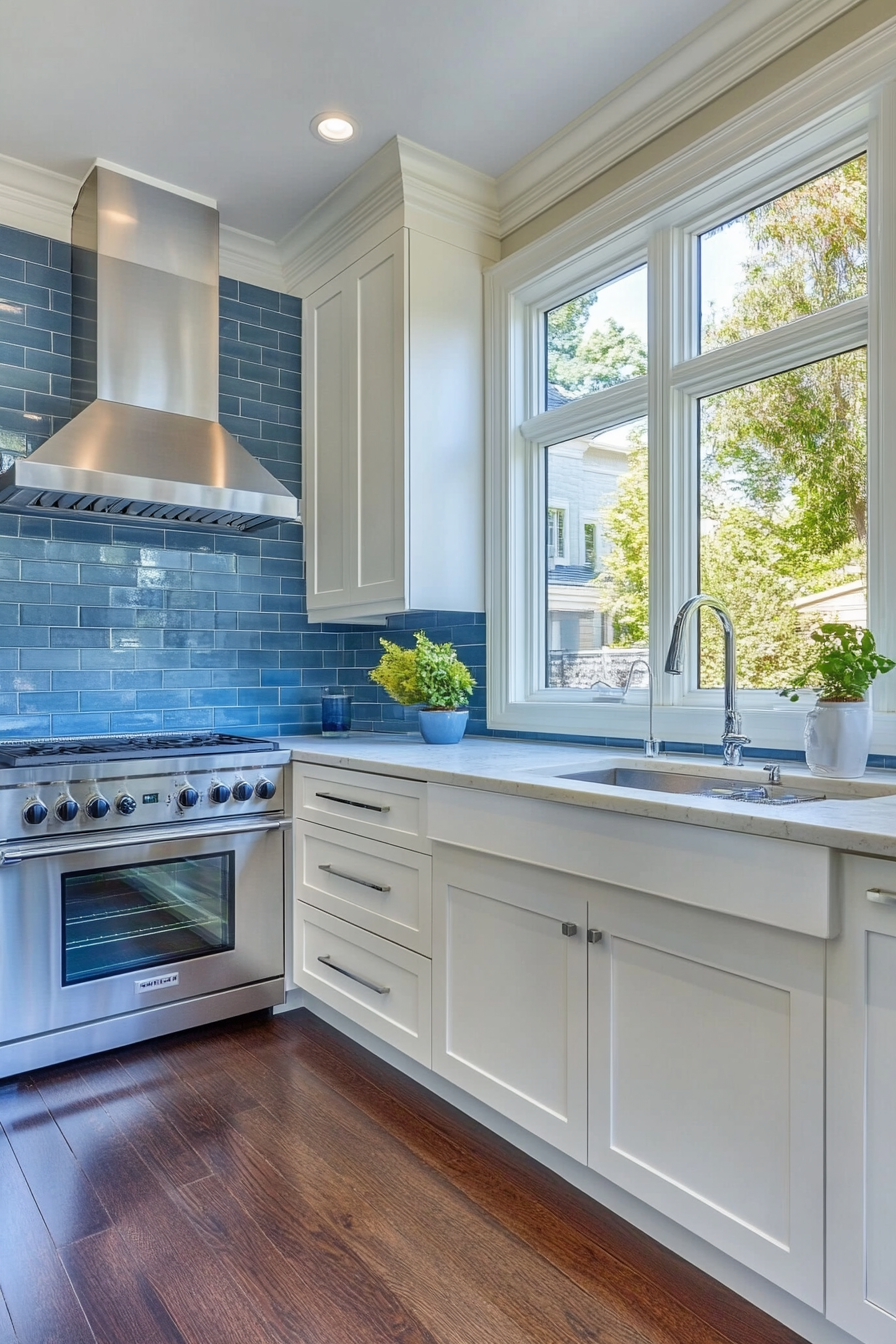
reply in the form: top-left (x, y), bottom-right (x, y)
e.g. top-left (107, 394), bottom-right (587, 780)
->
top-left (664, 595), bottom-right (750, 766)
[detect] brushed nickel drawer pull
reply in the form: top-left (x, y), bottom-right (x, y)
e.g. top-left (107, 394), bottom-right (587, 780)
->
top-left (561, 922), bottom-right (578, 937)
top-left (315, 792), bottom-right (390, 813)
top-left (317, 954), bottom-right (390, 995)
top-left (867, 889), bottom-right (896, 906)
top-left (587, 928), bottom-right (603, 944)
top-left (319, 863), bottom-right (391, 893)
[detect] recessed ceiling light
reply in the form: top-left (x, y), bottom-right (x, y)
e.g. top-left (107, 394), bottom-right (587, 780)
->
top-left (311, 112), bottom-right (357, 144)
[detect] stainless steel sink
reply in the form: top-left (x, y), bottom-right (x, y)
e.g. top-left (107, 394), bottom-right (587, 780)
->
top-left (558, 767), bottom-right (826, 805)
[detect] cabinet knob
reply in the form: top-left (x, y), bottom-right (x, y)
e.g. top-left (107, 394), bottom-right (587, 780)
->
top-left (587, 928), bottom-right (603, 944)
top-left (561, 922), bottom-right (578, 937)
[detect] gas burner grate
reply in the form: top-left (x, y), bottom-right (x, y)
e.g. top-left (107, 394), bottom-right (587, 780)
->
top-left (0, 732), bottom-right (277, 768)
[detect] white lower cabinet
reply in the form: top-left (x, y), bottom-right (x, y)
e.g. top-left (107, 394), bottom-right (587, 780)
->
top-left (827, 856), bottom-right (896, 1344)
top-left (586, 881), bottom-right (825, 1309)
top-left (295, 901), bottom-right (432, 1067)
top-left (296, 767), bottom-right (835, 1330)
top-left (431, 844), bottom-right (588, 1161)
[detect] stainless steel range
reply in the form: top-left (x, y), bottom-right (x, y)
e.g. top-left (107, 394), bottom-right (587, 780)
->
top-left (0, 731), bottom-right (290, 1078)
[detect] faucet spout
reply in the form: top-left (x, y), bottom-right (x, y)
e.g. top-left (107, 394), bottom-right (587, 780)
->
top-left (665, 594), bottom-right (749, 766)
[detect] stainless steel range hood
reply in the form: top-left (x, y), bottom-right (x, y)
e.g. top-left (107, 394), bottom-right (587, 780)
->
top-left (0, 166), bottom-right (298, 534)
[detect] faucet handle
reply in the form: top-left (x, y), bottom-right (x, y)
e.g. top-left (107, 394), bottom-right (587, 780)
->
top-left (762, 763), bottom-right (782, 785)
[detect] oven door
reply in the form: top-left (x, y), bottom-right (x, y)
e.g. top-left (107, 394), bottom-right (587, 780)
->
top-left (0, 817), bottom-right (286, 1042)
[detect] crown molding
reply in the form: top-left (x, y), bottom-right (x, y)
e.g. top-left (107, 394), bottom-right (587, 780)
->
top-left (279, 135), bottom-right (500, 295)
top-left (496, 0), bottom-right (867, 238)
top-left (218, 225), bottom-right (284, 289)
top-left (279, 138), bottom-right (405, 294)
top-left (0, 150), bottom-right (78, 241)
top-left (490, 13), bottom-right (896, 294)
top-left (397, 137), bottom-right (500, 239)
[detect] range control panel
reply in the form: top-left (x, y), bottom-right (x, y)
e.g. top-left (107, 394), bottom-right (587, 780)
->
top-left (4, 759), bottom-right (287, 840)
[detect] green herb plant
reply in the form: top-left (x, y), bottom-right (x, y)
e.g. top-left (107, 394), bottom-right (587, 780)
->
top-left (779, 622), bottom-right (895, 702)
top-left (369, 632), bottom-right (475, 710)
top-left (368, 640), bottom-right (423, 705)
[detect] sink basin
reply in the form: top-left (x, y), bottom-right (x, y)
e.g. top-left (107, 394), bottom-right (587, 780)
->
top-left (559, 766), bottom-right (826, 806)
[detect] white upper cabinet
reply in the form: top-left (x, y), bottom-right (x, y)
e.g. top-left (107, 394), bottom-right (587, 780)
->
top-left (292, 138), bottom-right (499, 622)
top-left (305, 233), bottom-right (407, 616)
top-left (828, 856), bottom-right (896, 1344)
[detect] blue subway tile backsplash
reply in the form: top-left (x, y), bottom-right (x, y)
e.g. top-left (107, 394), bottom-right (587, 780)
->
top-left (0, 223), bottom-right (488, 740)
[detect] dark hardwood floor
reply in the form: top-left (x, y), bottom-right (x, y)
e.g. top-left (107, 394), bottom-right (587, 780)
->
top-left (0, 1008), bottom-right (809, 1344)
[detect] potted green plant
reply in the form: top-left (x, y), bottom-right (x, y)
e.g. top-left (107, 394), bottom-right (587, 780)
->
top-left (780, 623), bottom-right (895, 778)
top-left (370, 632), bottom-right (476, 744)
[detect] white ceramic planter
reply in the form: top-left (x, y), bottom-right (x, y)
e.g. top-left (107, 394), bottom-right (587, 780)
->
top-left (804, 698), bottom-right (872, 779)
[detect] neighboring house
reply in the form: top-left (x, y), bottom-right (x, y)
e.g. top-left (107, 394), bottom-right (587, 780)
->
top-left (793, 579), bottom-right (867, 625)
top-left (547, 428), bottom-right (635, 662)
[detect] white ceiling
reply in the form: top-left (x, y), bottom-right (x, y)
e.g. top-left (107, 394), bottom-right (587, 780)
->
top-left (0, 0), bottom-right (750, 243)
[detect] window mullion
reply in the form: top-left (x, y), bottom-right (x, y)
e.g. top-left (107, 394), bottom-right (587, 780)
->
top-left (671, 297), bottom-right (869, 398)
top-left (868, 83), bottom-right (896, 712)
top-left (648, 226), bottom-right (679, 708)
top-left (520, 376), bottom-right (648, 442)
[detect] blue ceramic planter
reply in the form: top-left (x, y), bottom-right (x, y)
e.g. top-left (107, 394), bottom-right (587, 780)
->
top-left (418, 709), bottom-right (469, 744)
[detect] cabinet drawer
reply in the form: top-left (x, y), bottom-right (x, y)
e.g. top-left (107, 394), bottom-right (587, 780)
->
top-left (294, 763), bottom-right (428, 852)
top-left (297, 822), bottom-right (432, 954)
top-left (295, 902), bottom-right (431, 1066)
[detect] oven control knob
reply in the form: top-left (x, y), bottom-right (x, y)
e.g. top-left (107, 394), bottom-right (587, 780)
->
top-left (209, 782), bottom-right (231, 804)
top-left (115, 793), bottom-right (137, 816)
top-left (254, 777), bottom-right (276, 800)
top-left (55, 795), bottom-right (79, 823)
top-left (86, 794), bottom-right (110, 820)
top-left (177, 785), bottom-right (200, 809)
top-left (23, 798), bottom-right (48, 826)
top-left (232, 779), bottom-right (253, 802)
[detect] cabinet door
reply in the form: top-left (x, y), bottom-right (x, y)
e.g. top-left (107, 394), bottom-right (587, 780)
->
top-left (353, 231), bottom-right (407, 611)
top-left (588, 883), bottom-right (824, 1310)
top-left (827, 857), bottom-right (896, 1344)
top-left (304, 231), bottom-right (408, 619)
top-left (431, 844), bottom-right (588, 1161)
top-left (304, 267), bottom-right (352, 611)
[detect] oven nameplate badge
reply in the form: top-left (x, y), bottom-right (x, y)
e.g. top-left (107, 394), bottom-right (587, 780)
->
top-left (135, 972), bottom-right (180, 994)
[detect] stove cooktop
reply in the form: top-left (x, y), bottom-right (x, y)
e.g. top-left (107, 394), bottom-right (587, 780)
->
top-left (0, 732), bottom-right (278, 768)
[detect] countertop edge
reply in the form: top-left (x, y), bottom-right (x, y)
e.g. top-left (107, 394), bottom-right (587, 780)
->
top-left (282, 736), bottom-right (896, 859)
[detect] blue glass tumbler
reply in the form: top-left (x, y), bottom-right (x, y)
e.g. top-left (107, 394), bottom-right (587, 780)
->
top-left (321, 688), bottom-right (352, 737)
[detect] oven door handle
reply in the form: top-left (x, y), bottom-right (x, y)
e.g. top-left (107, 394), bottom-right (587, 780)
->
top-left (0, 818), bottom-right (290, 866)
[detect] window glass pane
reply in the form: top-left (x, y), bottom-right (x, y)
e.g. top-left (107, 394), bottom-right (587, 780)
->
top-left (546, 419), bottom-right (648, 688)
top-left (545, 266), bottom-right (647, 406)
top-left (698, 350), bottom-right (867, 690)
top-left (700, 155), bottom-right (866, 352)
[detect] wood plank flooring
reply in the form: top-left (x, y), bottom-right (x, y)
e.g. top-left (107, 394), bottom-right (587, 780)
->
top-left (0, 1008), bottom-right (810, 1344)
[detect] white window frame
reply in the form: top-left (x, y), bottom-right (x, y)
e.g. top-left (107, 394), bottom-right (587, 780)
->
top-left (485, 53), bottom-right (896, 753)
top-left (583, 518), bottom-right (598, 572)
top-left (547, 501), bottom-right (569, 563)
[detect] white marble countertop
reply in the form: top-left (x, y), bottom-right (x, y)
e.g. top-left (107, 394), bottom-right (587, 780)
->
top-left (278, 732), bottom-right (896, 859)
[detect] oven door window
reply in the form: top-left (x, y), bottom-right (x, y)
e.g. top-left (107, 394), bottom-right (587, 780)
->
top-left (62, 851), bottom-right (235, 985)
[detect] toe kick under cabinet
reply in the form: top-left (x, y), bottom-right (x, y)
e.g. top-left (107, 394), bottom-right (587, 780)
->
top-left (293, 763), bottom-right (433, 1066)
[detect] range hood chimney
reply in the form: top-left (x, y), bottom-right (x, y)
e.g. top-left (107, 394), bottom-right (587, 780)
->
top-left (0, 165), bottom-right (298, 534)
